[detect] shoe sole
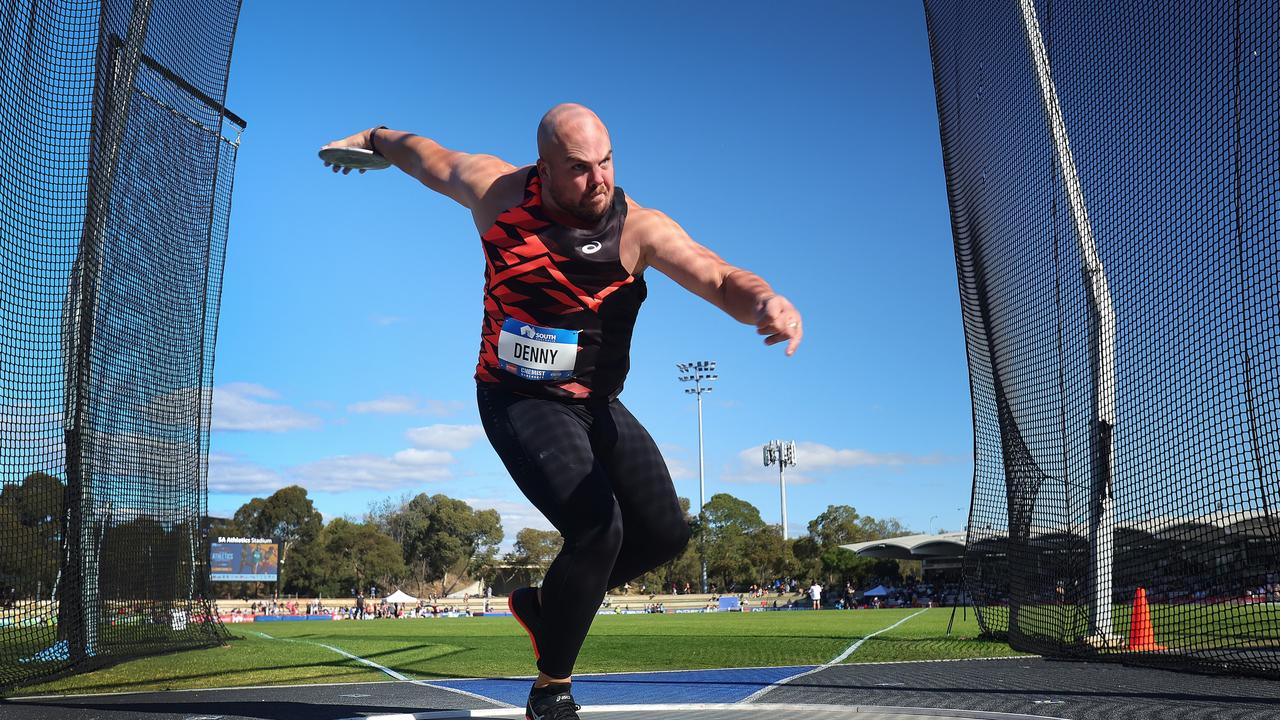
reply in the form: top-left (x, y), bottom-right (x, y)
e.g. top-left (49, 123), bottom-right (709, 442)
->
top-left (509, 590), bottom-right (541, 661)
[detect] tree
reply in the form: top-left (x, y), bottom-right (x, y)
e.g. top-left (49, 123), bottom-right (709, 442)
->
top-left (232, 486), bottom-right (323, 595)
top-left (0, 472), bottom-right (64, 599)
top-left (702, 494), bottom-right (773, 590)
top-left (819, 546), bottom-right (868, 585)
top-left (321, 518), bottom-right (406, 596)
top-left (801, 505), bottom-right (915, 587)
top-left (512, 528), bottom-right (562, 569)
top-left (363, 493), bottom-right (414, 546)
top-left (394, 494), bottom-right (503, 594)
top-left (281, 529), bottom-right (331, 596)
top-left (703, 493), bottom-right (766, 536)
top-left (807, 504), bottom-right (909, 547)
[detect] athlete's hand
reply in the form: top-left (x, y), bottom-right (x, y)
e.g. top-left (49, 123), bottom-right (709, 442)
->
top-left (756, 295), bottom-right (803, 356)
top-left (320, 128), bottom-right (378, 175)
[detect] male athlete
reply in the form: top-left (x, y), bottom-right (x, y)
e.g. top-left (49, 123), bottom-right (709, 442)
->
top-left (323, 104), bottom-right (803, 720)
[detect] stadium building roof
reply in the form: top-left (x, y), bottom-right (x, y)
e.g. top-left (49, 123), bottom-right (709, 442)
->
top-left (840, 532), bottom-right (967, 559)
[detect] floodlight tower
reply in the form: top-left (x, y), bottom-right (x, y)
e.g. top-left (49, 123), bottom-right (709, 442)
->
top-left (763, 440), bottom-right (797, 540)
top-left (677, 360), bottom-right (717, 593)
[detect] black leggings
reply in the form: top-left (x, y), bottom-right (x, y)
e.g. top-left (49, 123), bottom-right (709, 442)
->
top-left (477, 385), bottom-right (691, 678)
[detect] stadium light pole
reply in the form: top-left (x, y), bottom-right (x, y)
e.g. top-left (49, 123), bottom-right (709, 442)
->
top-left (677, 361), bottom-right (717, 593)
top-left (763, 441), bottom-right (797, 540)
top-left (1019, 0), bottom-right (1120, 648)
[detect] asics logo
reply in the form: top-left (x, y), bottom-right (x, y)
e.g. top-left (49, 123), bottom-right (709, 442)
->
top-left (580, 241), bottom-right (602, 254)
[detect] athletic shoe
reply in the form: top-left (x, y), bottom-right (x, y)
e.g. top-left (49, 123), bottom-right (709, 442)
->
top-left (526, 683), bottom-right (580, 720)
top-left (509, 586), bottom-right (543, 661)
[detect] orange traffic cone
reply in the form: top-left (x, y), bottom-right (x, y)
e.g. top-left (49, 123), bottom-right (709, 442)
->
top-left (1127, 587), bottom-right (1166, 651)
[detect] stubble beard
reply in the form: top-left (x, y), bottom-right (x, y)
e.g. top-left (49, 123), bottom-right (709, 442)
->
top-left (552, 184), bottom-right (612, 224)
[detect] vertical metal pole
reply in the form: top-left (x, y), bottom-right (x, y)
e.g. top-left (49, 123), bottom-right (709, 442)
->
top-left (678, 362), bottom-right (715, 593)
top-left (62, 0), bottom-right (155, 662)
top-left (697, 379), bottom-right (705, 521)
top-left (696, 379), bottom-right (707, 593)
top-left (1017, 0), bottom-right (1119, 647)
top-left (779, 454), bottom-right (789, 541)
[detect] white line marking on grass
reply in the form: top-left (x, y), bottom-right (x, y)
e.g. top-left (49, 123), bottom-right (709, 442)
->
top-left (740, 608), bottom-right (928, 704)
top-left (204, 629), bottom-right (515, 709)
top-left (266, 636), bottom-right (516, 708)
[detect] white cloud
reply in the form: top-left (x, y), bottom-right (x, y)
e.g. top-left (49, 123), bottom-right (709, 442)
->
top-left (348, 395), bottom-right (466, 417)
top-left (721, 465), bottom-right (817, 486)
top-left (405, 424), bottom-right (486, 451)
top-left (289, 453), bottom-right (454, 492)
top-left (88, 429), bottom-right (184, 456)
top-left (786, 442), bottom-right (956, 470)
top-left (349, 396), bottom-right (419, 414)
top-left (208, 452), bottom-right (288, 494)
top-left (370, 314), bottom-right (403, 327)
top-left (213, 383), bottom-right (322, 432)
top-left (392, 448), bottom-right (455, 465)
top-left (207, 442), bottom-right (460, 496)
top-left (0, 404), bottom-right (64, 446)
top-left (720, 442), bottom-right (959, 485)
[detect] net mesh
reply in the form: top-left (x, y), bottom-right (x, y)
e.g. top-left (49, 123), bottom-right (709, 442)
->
top-left (0, 0), bottom-right (242, 689)
top-left (925, 0), bottom-right (1280, 677)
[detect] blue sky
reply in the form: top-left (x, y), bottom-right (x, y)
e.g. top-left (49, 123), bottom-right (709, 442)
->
top-left (209, 1), bottom-right (974, 545)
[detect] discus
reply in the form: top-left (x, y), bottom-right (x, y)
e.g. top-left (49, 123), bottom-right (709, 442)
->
top-left (318, 146), bottom-right (391, 171)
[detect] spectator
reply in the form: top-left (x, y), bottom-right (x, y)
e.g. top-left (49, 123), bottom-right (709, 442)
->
top-left (809, 581), bottom-right (823, 610)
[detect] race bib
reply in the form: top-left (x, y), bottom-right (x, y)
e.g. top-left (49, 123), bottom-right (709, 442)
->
top-left (497, 318), bottom-right (579, 381)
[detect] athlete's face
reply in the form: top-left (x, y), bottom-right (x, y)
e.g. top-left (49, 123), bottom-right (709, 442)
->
top-left (540, 119), bottom-right (614, 224)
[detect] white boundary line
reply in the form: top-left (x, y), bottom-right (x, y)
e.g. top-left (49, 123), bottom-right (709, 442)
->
top-left (226, 628), bottom-right (511, 708)
top-left (341, 703), bottom-right (1070, 720)
top-left (740, 608), bottom-right (929, 704)
top-left (265, 634), bottom-right (515, 708)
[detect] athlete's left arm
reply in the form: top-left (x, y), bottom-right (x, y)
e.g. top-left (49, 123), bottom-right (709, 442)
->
top-left (631, 206), bottom-right (803, 356)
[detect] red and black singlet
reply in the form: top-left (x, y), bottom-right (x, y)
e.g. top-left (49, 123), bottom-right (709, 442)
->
top-left (474, 168), bottom-right (646, 401)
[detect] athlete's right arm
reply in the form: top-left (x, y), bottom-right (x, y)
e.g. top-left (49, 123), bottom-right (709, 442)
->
top-left (322, 127), bottom-right (514, 210)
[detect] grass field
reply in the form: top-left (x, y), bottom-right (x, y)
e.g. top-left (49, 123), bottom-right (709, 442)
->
top-left (982, 601), bottom-right (1280, 646)
top-left (6, 608), bottom-right (1024, 697)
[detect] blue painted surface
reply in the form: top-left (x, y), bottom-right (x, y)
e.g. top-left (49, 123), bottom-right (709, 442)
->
top-left (433, 665), bottom-right (815, 707)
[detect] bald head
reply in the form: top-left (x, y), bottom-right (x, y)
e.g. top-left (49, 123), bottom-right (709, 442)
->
top-left (537, 103), bottom-right (609, 159)
top-left (536, 103), bottom-right (615, 225)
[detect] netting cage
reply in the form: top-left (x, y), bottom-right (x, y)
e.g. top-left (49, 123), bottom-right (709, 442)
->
top-left (925, 0), bottom-right (1280, 677)
top-left (1, 0), bottom-right (244, 689)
